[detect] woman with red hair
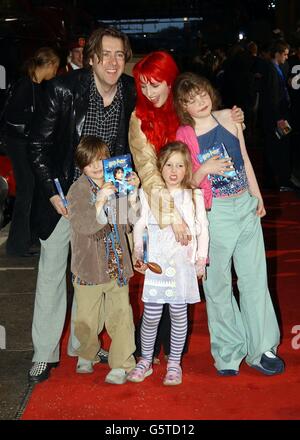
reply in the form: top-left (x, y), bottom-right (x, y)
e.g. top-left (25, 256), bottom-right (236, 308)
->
top-left (129, 50), bottom-right (244, 373)
top-left (129, 50), bottom-right (243, 241)
top-left (129, 51), bottom-right (188, 243)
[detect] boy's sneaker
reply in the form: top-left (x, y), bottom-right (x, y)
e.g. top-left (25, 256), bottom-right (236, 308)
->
top-left (105, 368), bottom-right (127, 384)
top-left (76, 357), bottom-right (94, 374)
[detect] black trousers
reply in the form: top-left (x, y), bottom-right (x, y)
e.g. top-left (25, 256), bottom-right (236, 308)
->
top-left (5, 136), bottom-right (35, 255)
top-left (263, 125), bottom-right (292, 188)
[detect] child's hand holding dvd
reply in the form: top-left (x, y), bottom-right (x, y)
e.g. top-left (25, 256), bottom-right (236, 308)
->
top-left (201, 155), bottom-right (233, 176)
top-left (126, 171), bottom-right (140, 189)
top-left (96, 182), bottom-right (117, 205)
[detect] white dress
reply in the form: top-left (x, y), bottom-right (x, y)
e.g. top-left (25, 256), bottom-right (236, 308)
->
top-left (134, 188), bottom-right (209, 305)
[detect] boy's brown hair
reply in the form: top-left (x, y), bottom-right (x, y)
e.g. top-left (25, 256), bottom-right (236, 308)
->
top-left (157, 141), bottom-right (193, 189)
top-left (174, 72), bottom-right (221, 128)
top-left (75, 136), bottom-right (110, 171)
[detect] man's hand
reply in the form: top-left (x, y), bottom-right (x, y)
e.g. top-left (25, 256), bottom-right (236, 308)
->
top-left (50, 195), bottom-right (68, 218)
top-left (171, 221), bottom-right (192, 246)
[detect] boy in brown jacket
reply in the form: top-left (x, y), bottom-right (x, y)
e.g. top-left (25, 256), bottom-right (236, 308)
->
top-left (67, 136), bottom-right (139, 384)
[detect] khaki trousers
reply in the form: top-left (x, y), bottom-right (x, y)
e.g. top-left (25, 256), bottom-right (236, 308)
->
top-left (73, 279), bottom-right (136, 371)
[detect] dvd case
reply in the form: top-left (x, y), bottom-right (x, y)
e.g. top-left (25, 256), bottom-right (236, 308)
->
top-left (275, 120), bottom-right (292, 139)
top-left (198, 142), bottom-right (239, 190)
top-left (198, 143), bottom-right (237, 178)
top-left (54, 178), bottom-right (68, 207)
top-left (103, 154), bottom-right (134, 197)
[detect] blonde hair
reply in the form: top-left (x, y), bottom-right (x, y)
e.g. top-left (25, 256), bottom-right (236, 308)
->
top-left (24, 47), bottom-right (60, 82)
top-left (157, 141), bottom-right (193, 189)
top-left (174, 72), bottom-right (221, 128)
top-left (75, 136), bottom-right (110, 171)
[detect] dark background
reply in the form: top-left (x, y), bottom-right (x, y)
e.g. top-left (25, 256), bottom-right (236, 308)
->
top-left (0, 0), bottom-right (300, 83)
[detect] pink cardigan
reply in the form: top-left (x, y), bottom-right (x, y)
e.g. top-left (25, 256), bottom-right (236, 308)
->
top-left (176, 125), bottom-right (212, 209)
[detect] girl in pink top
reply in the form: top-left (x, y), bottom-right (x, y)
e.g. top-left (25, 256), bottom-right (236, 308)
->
top-left (173, 72), bottom-right (284, 377)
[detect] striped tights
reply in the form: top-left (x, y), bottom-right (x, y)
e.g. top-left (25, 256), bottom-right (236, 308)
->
top-left (141, 303), bottom-right (188, 364)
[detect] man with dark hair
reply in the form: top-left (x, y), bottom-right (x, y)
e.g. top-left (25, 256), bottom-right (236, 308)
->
top-left (27, 27), bottom-right (136, 383)
top-left (260, 41), bottom-right (292, 190)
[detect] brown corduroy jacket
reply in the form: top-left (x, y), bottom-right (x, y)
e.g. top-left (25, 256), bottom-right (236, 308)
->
top-left (67, 174), bottom-right (135, 284)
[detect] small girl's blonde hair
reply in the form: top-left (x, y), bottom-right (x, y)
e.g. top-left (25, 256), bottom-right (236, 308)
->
top-left (174, 72), bottom-right (221, 128)
top-left (157, 141), bottom-right (193, 189)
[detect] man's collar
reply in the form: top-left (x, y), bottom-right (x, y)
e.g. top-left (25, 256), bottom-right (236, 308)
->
top-left (70, 62), bottom-right (80, 70)
top-left (90, 73), bottom-right (123, 103)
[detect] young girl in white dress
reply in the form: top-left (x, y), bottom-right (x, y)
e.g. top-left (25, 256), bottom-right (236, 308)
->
top-left (127, 141), bottom-right (209, 386)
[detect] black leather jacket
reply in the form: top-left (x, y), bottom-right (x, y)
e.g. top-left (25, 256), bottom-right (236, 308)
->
top-left (28, 68), bottom-right (136, 239)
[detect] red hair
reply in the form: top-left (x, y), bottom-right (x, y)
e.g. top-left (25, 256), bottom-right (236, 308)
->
top-left (133, 51), bottom-right (180, 152)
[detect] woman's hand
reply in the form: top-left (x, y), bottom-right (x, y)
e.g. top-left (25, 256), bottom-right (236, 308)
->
top-left (202, 156), bottom-right (233, 176)
top-left (231, 105), bottom-right (244, 124)
top-left (171, 221), bottom-right (192, 246)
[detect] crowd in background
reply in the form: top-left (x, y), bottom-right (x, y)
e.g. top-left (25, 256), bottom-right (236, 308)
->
top-left (183, 30), bottom-right (300, 191)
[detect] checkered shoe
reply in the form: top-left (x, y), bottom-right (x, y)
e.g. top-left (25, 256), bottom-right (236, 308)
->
top-left (29, 362), bottom-right (48, 377)
top-left (28, 361), bottom-right (58, 384)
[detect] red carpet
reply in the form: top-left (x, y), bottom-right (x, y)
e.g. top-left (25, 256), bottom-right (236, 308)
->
top-left (22, 191), bottom-right (300, 420)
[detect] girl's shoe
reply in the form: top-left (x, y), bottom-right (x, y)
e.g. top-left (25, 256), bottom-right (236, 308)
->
top-left (163, 361), bottom-right (182, 386)
top-left (127, 358), bottom-right (153, 383)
